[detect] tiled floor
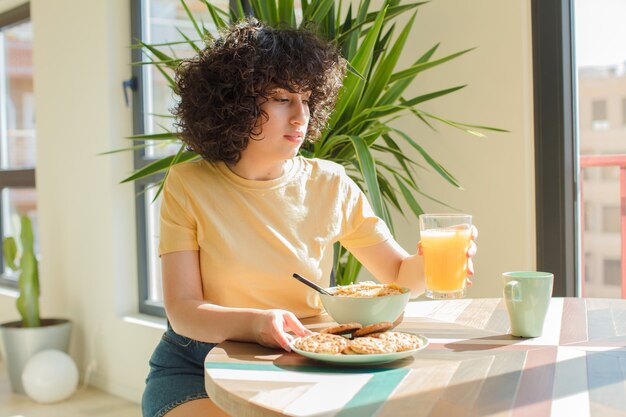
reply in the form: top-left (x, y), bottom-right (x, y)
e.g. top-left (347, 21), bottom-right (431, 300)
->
top-left (0, 362), bottom-right (140, 417)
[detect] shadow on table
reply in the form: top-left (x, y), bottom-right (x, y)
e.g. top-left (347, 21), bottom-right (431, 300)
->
top-left (443, 334), bottom-right (526, 351)
top-left (387, 347), bottom-right (626, 415)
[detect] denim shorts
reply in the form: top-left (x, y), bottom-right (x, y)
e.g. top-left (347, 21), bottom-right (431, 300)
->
top-left (141, 324), bottom-right (217, 417)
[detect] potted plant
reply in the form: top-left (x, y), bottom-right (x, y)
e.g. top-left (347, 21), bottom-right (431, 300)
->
top-left (0, 215), bottom-right (72, 394)
top-left (115, 0), bottom-right (503, 285)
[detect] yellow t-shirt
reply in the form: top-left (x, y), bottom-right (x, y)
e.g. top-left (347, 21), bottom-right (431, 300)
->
top-left (159, 156), bottom-right (392, 318)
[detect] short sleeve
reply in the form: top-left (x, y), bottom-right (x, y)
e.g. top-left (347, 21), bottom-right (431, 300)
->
top-left (337, 171), bottom-right (392, 249)
top-left (158, 168), bottom-right (199, 255)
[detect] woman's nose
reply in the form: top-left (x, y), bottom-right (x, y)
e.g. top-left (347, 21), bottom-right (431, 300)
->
top-left (290, 100), bottom-right (308, 125)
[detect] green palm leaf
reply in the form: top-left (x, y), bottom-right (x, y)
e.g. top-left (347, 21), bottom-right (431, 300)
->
top-left (329, 6), bottom-right (387, 130)
top-left (121, 149), bottom-right (199, 183)
top-left (202, 0), bottom-right (229, 30)
top-left (392, 128), bottom-right (461, 188)
top-left (356, 13), bottom-right (415, 116)
top-left (395, 175), bottom-right (424, 217)
top-left (180, 0), bottom-right (204, 39)
top-left (126, 132), bottom-right (178, 141)
top-left (278, 0), bottom-right (296, 26)
top-left (348, 135), bottom-right (390, 226)
top-left (138, 41), bottom-right (178, 71)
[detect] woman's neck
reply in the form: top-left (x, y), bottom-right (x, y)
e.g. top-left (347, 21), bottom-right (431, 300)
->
top-left (227, 157), bottom-right (292, 181)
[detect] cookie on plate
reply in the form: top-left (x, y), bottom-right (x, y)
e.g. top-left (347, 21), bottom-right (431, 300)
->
top-left (349, 336), bottom-right (397, 354)
top-left (293, 333), bottom-right (349, 354)
top-left (375, 332), bottom-right (423, 351)
top-left (353, 321), bottom-right (393, 338)
top-left (320, 322), bottom-right (362, 336)
top-left (342, 345), bottom-right (359, 355)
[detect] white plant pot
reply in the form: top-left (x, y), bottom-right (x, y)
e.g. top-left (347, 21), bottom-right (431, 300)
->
top-left (0, 318), bottom-right (72, 394)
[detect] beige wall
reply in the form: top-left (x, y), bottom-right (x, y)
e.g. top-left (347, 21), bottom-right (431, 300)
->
top-left (0, 0), bottom-right (536, 403)
top-left (388, 0), bottom-right (536, 297)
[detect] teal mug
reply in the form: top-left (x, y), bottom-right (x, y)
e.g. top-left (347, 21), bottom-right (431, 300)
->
top-left (502, 271), bottom-right (554, 337)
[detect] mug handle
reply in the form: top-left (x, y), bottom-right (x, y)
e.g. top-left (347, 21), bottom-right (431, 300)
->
top-left (504, 280), bottom-right (522, 302)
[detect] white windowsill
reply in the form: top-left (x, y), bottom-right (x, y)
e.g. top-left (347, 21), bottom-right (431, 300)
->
top-left (0, 286), bottom-right (18, 298)
top-left (122, 313), bottom-right (166, 330)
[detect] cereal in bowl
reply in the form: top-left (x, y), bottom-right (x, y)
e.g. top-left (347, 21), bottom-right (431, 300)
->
top-left (332, 281), bottom-right (405, 297)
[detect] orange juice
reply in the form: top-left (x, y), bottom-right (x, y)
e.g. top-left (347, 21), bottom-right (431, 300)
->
top-left (421, 226), bottom-right (471, 297)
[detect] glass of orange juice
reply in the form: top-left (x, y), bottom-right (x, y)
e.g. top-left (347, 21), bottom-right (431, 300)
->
top-left (419, 213), bottom-right (473, 299)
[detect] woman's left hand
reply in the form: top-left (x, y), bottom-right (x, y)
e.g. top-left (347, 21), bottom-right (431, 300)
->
top-left (465, 225), bottom-right (478, 285)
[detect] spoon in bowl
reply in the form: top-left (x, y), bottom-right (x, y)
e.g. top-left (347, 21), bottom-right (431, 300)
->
top-left (291, 273), bottom-right (334, 296)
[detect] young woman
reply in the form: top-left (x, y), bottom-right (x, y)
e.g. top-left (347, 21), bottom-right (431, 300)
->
top-left (142, 19), bottom-right (476, 417)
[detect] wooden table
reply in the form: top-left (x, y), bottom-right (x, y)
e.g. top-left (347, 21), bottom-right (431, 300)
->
top-left (205, 298), bottom-right (626, 417)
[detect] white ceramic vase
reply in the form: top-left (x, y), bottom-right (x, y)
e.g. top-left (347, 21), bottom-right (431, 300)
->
top-left (0, 318), bottom-right (72, 394)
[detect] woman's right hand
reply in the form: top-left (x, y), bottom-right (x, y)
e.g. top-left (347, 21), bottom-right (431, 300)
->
top-left (252, 309), bottom-right (312, 351)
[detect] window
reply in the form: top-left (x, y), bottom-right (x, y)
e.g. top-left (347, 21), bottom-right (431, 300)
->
top-left (0, 4), bottom-right (37, 287)
top-left (535, 0), bottom-right (626, 297)
top-left (131, 0), bottom-right (232, 316)
top-left (591, 99), bottom-right (609, 130)
top-left (603, 259), bottom-right (621, 286)
top-left (602, 206), bottom-right (620, 234)
top-left (601, 166), bottom-right (619, 181)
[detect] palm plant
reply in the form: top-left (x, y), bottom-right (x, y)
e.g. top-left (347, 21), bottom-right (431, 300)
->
top-left (116, 0), bottom-right (504, 285)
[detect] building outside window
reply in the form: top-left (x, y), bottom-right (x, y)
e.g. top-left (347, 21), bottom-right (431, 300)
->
top-left (576, 0), bottom-right (626, 297)
top-left (0, 4), bottom-right (37, 286)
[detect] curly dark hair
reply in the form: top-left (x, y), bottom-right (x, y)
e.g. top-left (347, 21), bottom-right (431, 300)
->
top-left (173, 18), bottom-right (346, 164)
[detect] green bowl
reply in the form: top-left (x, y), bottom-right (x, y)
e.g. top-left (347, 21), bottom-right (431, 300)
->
top-left (319, 286), bottom-right (410, 326)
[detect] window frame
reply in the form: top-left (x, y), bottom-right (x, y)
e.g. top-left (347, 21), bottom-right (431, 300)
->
top-left (130, 0), bottom-right (245, 317)
top-left (531, 0), bottom-right (579, 296)
top-left (130, 0), bottom-right (164, 317)
top-left (0, 3), bottom-right (33, 289)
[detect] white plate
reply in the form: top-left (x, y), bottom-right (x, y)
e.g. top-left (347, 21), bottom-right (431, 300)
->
top-left (290, 334), bottom-right (429, 365)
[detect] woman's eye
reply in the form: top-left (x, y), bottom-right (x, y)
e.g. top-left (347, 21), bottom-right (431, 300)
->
top-left (273, 97), bottom-right (289, 103)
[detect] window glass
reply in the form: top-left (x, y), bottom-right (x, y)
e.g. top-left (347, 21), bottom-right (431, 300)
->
top-left (141, 0), bottom-right (230, 159)
top-left (1, 20), bottom-right (35, 170)
top-left (0, 11), bottom-right (37, 281)
top-left (145, 185), bottom-right (163, 304)
top-left (1, 186), bottom-right (38, 256)
top-left (576, 0), bottom-right (626, 297)
top-left (135, 0), bottom-right (230, 313)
